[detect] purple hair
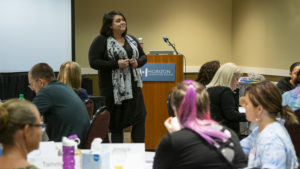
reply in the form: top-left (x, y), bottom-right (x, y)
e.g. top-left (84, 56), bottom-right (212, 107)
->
top-left (177, 80), bottom-right (228, 145)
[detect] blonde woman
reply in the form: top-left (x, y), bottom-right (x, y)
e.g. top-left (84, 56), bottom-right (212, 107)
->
top-left (0, 99), bottom-right (44, 169)
top-left (57, 61), bottom-right (89, 102)
top-left (206, 63), bottom-right (247, 134)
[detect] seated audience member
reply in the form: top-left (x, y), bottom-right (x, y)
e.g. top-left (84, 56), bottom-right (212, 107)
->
top-left (277, 62), bottom-right (300, 94)
top-left (282, 70), bottom-right (300, 158)
top-left (28, 63), bottom-right (90, 145)
top-left (0, 99), bottom-right (43, 169)
top-left (57, 61), bottom-right (89, 102)
top-left (206, 63), bottom-right (247, 134)
top-left (282, 70), bottom-right (300, 111)
top-left (195, 60), bottom-right (220, 87)
top-left (240, 81), bottom-right (299, 169)
top-left (153, 80), bottom-right (247, 169)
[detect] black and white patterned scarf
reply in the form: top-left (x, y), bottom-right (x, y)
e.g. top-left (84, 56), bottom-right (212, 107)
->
top-left (107, 35), bottom-right (143, 105)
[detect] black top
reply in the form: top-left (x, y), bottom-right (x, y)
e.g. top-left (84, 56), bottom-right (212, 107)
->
top-left (207, 86), bottom-right (246, 134)
top-left (277, 77), bottom-right (293, 94)
top-left (153, 128), bottom-right (247, 169)
top-left (75, 88), bottom-right (89, 102)
top-left (88, 35), bottom-right (147, 131)
top-left (33, 80), bottom-right (90, 143)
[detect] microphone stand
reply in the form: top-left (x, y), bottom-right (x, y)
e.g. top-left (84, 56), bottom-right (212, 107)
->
top-left (169, 42), bottom-right (179, 55)
top-left (164, 36), bottom-right (186, 79)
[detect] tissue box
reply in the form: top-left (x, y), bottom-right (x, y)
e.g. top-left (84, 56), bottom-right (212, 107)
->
top-left (82, 152), bottom-right (110, 169)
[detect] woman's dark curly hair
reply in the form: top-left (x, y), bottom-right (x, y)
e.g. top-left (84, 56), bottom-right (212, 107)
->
top-left (196, 60), bottom-right (220, 86)
top-left (100, 10), bottom-right (127, 37)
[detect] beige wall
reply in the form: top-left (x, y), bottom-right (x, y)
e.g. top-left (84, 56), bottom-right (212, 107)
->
top-left (232, 0), bottom-right (300, 69)
top-left (76, 0), bottom-right (300, 74)
top-left (75, 0), bottom-right (233, 68)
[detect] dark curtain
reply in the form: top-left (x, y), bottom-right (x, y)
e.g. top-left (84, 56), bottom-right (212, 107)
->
top-left (0, 72), bottom-right (35, 101)
top-left (0, 73), bottom-right (93, 101)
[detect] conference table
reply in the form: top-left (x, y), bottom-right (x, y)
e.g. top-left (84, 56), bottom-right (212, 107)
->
top-left (27, 142), bottom-right (155, 169)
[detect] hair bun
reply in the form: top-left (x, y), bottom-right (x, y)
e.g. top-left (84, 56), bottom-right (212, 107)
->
top-left (0, 106), bottom-right (9, 131)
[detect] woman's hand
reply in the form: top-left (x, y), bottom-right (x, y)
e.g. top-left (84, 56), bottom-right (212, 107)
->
top-left (164, 117), bottom-right (181, 133)
top-left (129, 59), bottom-right (138, 68)
top-left (118, 59), bottom-right (130, 69)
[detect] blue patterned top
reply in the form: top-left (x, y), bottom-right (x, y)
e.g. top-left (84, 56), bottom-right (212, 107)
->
top-left (282, 84), bottom-right (300, 111)
top-left (240, 122), bottom-right (298, 169)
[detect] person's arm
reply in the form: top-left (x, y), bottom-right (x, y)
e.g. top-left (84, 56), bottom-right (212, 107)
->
top-left (32, 90), bottom-right (54, 116)
top-left (153, 135), bottom-right (174, 169)
top-left (88, 35), bottom-right (119, 71)
top-left (240, 127), bottom-right (258, 155)
top-left (282, 91), bottom-right (291, 107)
top-left (220, 88), bottom-right (247, 122)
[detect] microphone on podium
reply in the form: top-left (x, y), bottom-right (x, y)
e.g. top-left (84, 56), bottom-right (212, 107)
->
top-left (162, 35), bottom-right (179, 55)
top-left (163, 36), bottom-right (171, 46)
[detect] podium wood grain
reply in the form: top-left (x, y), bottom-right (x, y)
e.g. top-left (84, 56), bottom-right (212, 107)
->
top-left (142, 55), bottom-right (183, 150)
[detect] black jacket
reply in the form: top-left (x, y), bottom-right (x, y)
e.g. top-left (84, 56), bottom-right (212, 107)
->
top-left (207, 86), bottom-right (246, 134)
top-left (153, 128), bottom-right (247, 169)
top-left (277, 77), bottom-right (293, 94)
top-left (88, 35), bottom-right (147, 131)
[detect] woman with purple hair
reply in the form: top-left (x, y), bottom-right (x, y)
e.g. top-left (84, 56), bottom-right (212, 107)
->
top-left (153, 80), bottom-right (247, 169)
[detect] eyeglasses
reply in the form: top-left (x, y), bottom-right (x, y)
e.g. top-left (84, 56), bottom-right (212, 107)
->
top-left (28, 79), bottom-right (39, 91)
top-left (29, 123), bottom-right (47, 132)
top-left (28, 84), bottom-right (33, 90)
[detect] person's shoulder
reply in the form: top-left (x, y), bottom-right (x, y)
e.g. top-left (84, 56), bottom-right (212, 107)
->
top-left (258, 122), bottom-right (286, 143)
top-left (41, 81), bottom-right (72, 94)
top-left (45, 80), bottom-right (66, 88)
top-left (77, 88), bottom-right (88, 94)
top-left (278, 77), bottom-right (290, 83)
top-left (76, 88), bottom-right (89, 102)
top-left (126, 34), bottom-right (139, 42)
top-left (208, 86), bottom-right (231, 91)
top-left (282, 89), bottom-right (291, 98)
top-left (277, 77), bottom-right (291, 87)
top-left (92, 34), bottom-right (107, 43)
top-left (169, 129), bottom-right (202, 144)
top-left (38, 80), bottom-right (59, 92)
top-left (207, 86), bottom-right (232, 95)
top-left (126, 34), bottom-right (135, 39)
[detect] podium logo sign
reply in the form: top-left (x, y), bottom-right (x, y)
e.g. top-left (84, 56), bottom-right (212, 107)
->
top-left (139, 63), bottom-right (175, 81)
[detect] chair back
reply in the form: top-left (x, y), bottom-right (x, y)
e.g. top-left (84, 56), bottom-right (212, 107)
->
top-left (84, 106), bottom-right (110, 149)
top-left (285, 109), bottom-right (300, 158)
top-left (85, 99), bottom-right (94, 120)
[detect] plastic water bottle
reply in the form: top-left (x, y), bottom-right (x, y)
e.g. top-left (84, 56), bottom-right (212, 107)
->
top-left (138, 37), bottom-right (144, 49)
top-left (19, 94), bottom-right (25, 100)
top-left (62, 137), bottom-right (76, 169)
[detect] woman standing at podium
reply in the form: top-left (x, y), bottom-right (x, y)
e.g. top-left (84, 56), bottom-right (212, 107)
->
top-left (89, 10), bottom-right (147, 143)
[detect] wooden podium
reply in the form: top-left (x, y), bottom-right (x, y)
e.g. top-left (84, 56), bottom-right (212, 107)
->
top-left (142, 54), bottom-right (183, 150)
